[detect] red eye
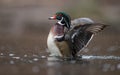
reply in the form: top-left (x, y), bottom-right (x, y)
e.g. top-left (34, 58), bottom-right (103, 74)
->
top-left (58, 14), bottom-right (62, 17)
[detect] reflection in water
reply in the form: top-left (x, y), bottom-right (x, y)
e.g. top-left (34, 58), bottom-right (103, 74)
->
top-left (0, 53), bottom-right (120, 75)
top-left (117, 64), bottom-right (120, 69)
top-left (102, 63), bottom-right (116, 72)
top-left (0, 53), bottom-right (120, 63)
top-left (32, 66), bottom-right (40, 73)
top-left (47, 61), bottom-right (61, 75)
top-left (47, 68), bottom-right (56, 75)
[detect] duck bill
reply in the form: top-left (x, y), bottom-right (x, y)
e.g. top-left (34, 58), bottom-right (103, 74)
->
top-left (48, 15), bottom-right (56, 20)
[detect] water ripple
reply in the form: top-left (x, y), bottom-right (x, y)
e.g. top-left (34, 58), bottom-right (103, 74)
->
top-left (81, 55), bottom-right (120, 60)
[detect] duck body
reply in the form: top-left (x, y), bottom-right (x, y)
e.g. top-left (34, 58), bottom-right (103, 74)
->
top-left (47, 12), bottom-right (108, 58)
top-left (47, 23), bottom-right (71, 57)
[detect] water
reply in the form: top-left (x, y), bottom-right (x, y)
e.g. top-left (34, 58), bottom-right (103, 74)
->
top-left (81, 55), bottom-right (120, 60)
top-left (0, 32), bottom-right (119, 75)
top-left (0, 53), bottom-right (120, 75)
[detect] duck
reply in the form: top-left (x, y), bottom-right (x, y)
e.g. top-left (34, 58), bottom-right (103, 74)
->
top-left (47, 12), bottom-right (108, 58)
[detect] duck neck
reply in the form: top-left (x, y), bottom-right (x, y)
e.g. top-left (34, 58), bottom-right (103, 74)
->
top-left (51, 23), bottom-right (64, 40)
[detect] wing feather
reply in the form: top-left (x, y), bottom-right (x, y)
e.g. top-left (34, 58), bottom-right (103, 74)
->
top-left (86, 23), bottom-right (108, 34)
top-left (65, 23), bottom-right (108, 56)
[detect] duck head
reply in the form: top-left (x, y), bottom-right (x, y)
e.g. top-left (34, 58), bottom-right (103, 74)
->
top-left (49, 12), bottom-right (71, 29)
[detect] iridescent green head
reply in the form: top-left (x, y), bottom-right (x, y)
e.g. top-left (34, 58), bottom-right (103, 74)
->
top-left (49, 12), bottom-right (71, 29)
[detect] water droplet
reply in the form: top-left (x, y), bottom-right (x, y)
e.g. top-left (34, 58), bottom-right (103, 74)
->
top-left (82, 55), bottom-right (94, 59)
top-left (41, 56), bottom-right (46, 59)
top-left (12, 57), bottom-right (20, 59)
top-left (10, 60), bottom-right (14, 64)
top-left (0, 53), bottom-right (3, 56)
top-left (33, 58), bottom-right (39, 61)
top-left (24, 54), bottom-right (27, 57)
top-left (28, 60), bottom-right (33, 63)
top-left (9, 54), bottom-right (15, 57)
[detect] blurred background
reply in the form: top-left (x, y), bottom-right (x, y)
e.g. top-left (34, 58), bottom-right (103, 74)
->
top-left (0, 0), bottom-right (120, 75)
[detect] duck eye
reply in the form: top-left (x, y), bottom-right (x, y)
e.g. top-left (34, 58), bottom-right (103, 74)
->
top-left (56, 16), bottom-right (62, 20)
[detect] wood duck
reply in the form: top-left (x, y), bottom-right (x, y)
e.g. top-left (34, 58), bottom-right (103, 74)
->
top-left (47, 12), bottom-right (108, 58)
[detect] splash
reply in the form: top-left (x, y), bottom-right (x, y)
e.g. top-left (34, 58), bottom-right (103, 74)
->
top-left (81, 55), bottom-right (120, 60)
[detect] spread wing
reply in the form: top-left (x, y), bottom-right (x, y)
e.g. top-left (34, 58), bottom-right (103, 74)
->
top-left (65, 23), bottom-right (108, 56)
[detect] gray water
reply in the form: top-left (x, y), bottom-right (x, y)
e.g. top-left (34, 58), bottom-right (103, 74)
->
top-left (0, 53), bottom-right (120, 75)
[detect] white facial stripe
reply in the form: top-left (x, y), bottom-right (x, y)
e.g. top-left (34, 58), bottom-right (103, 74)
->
top-left (57, 17), bottom-right (65, 25)
top-left (54, 35), bottom-right (64, 39)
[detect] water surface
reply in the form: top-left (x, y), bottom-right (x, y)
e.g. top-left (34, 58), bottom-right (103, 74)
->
top-left (0, 53), bottom-right (120, 75)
